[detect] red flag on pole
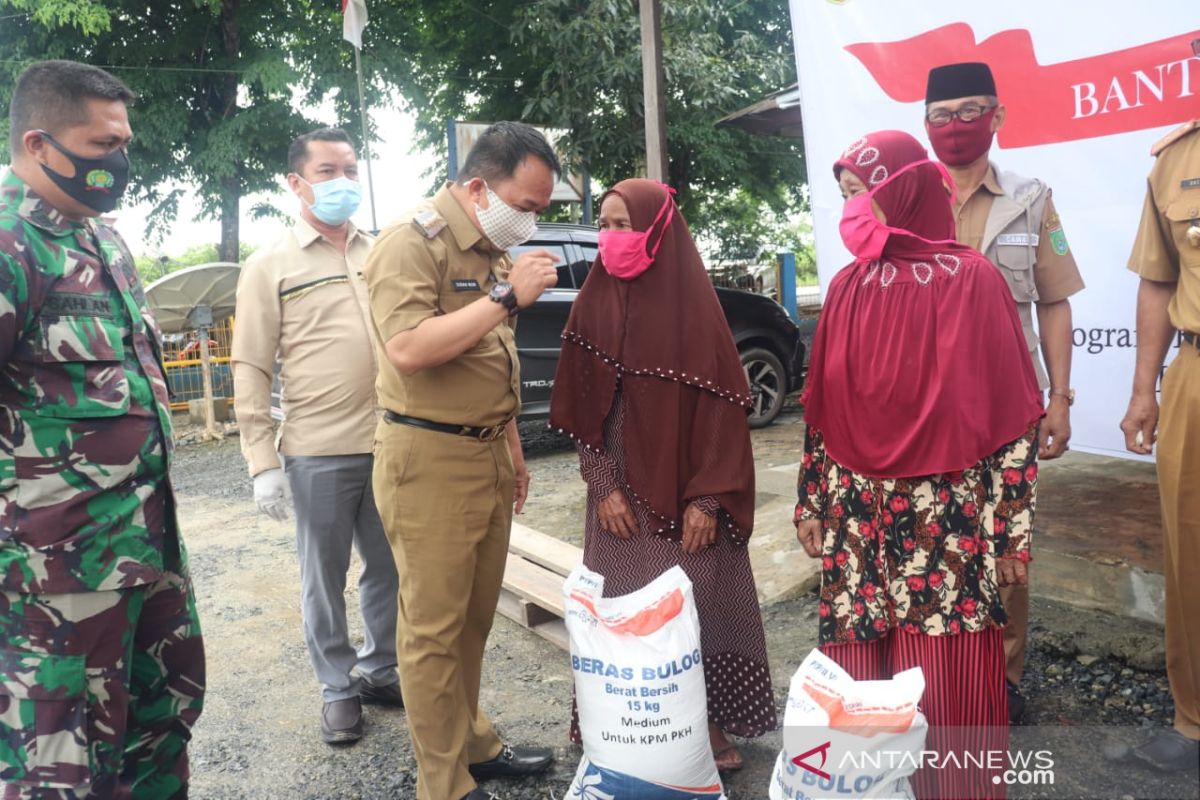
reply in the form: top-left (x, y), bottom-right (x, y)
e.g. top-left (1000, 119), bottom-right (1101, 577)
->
top-left (342, 0), bottom-right (368, 49)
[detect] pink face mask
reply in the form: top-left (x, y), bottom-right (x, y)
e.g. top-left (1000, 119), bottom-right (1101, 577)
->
top-left (838, 159), bottom-right (955, 261)
top-left (598, 190), bottom-right (676, 281)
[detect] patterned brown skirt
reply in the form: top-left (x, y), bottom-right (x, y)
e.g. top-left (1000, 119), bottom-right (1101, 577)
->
top-left (569, 391), bottom-right (776, 740)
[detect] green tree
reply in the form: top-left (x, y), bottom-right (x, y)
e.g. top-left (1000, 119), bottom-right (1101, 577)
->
top-left (134, 241), bottom-right (256, 283)
top-left (0, 0), bottom-right (376, 261)
top-left (2, 0), bottom-right (807, 259)
top-left (354, 0), bottom-right (807, 252)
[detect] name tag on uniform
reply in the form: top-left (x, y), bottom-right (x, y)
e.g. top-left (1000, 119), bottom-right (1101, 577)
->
top-left (451, 279), bottom-right (481, 292)
top-left (996, 233), bottom-right (1039, 247)
top-left (43, 292), bottom-right (116, 317)
top-left (1181, 177), bottom-right (1200, 190)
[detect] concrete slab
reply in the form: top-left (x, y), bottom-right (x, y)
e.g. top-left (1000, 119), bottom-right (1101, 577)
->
top-left (1034, 450), bottom-right (1165, 624)
top-left (757, 461), bottom-right (801, 498)
top-left (1036, 450), bottom-right (1162, 571)
top-left (749, 494), bottom-right (819, 606)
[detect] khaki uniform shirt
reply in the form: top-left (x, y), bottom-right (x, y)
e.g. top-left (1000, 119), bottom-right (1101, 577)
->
top-left (1129, 120), bottom-right (1200, 333)
top-left (954, 166), bottom-right (1085, 389)
top-left (231, 218), bottom-right (378, 476)
top-left (955, 167), bottom-right (1085, 303)
top-left (365, 185), bottom-right (519, 426)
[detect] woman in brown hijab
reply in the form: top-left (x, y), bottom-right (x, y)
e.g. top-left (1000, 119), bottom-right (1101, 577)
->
top-left (549, 179), bottom-right (775, 771)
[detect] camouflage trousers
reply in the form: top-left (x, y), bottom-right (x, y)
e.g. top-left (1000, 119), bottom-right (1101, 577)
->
top-left (0, 570), bottom-right (205, 799)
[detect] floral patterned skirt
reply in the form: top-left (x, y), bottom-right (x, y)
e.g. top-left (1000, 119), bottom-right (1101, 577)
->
top-left (809, 427), bottom-right (1037, 645)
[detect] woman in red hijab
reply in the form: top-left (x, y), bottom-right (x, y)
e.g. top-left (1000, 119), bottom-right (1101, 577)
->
top-left (794, 131), bottom-right (1043, 798)
top-left (550, 179), bottom-right (775, 771)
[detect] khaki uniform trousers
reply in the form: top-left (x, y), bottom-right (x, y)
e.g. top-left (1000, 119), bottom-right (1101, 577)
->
top-left (1000, 582), bottom-right (1030, 686)
top-left (373, 421), bottom-right (512, 800)
top-left (1158, 344), bottom-right (1200, 740)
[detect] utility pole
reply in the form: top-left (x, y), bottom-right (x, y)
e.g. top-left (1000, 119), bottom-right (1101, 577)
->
top-left (639, 0), bottom-right (669, 182)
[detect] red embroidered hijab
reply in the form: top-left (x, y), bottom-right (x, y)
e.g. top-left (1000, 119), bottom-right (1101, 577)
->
top-left (802, 130), bottom-right (1042, 478)
top-left (548, 179), bottom-right (756, 540)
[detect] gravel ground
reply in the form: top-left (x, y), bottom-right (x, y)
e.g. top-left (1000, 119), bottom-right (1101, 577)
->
top-left (173, 412), bottom-right (1198, 800)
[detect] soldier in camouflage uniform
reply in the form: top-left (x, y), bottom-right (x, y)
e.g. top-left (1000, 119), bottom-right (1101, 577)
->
top-left (0, 61), bottom-right (204, 799)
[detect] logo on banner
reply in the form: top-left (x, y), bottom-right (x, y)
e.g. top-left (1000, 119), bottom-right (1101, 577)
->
top-left (844, 23), bottom-right (1200, 147)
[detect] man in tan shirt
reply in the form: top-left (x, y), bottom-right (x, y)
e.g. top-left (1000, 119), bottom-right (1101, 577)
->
top-left (924, 62), bottom-right (1086, 723)
top-left (1120, 115), bottom-right (1200, 773)
top-left (366, 122), bottom-right (560, 800)
top-left (232, 127), bottom-right (400, 745)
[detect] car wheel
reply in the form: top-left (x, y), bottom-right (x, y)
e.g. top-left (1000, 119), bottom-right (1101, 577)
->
top-left (740, 346), bottom-right (786, 428)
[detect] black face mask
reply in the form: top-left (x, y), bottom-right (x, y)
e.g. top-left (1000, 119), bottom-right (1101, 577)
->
top-left (36, 131), bottom-right (130, 214)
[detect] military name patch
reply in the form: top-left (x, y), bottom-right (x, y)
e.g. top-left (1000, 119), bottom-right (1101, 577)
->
top-left (43, 292), bottom-right (115, 317)
top-left (451, 279), bottom-right (481, 291)
top-left (997, 233), bottom-right (1040, 247)
top-left (1181, 177), bottom-right (1200, 190)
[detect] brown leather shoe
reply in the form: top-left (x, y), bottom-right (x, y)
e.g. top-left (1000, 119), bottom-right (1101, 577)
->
top-left (320, 697), bottom-right (363, 745)
top-left (359, 680), bottom-right (404, 708)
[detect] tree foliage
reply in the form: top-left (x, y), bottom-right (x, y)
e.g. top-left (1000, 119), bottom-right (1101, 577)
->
top-left (1, 0), bottom-right (807, 261)
top-left (366, 0), bottom-right (807, 259)
top-left (134, 241), bottom-right (256, 284)
top-left (0, 0), bottom-right (381, 260)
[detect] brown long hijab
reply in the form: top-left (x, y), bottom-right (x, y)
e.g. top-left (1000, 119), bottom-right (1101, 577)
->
top-left (548, 179), bottom-right (756, 541)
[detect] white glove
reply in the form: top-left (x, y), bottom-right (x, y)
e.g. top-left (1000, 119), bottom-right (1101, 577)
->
top-left (253, 468), bottom-right (292, 522)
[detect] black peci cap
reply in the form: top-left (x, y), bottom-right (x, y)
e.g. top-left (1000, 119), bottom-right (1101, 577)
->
top-left (925, 62), bottom-right (997, 104)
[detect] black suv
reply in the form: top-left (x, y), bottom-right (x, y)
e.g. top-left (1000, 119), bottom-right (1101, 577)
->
top-left (512, 223), bottom-right (805, 428)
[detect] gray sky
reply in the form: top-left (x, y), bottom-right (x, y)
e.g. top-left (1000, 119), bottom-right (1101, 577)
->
top-left (114, 105), bottom-right (437, 258)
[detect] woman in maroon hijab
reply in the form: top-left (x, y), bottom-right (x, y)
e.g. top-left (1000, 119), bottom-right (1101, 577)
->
top-left (550, 179), bottom-right (775, 771)
top-left (794, 130), bottom-right (1043, 798)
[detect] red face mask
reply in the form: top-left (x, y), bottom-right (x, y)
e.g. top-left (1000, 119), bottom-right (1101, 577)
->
top-left (927, 108), bottom-right (997, 167)
top-left (598, 190), bottom-right (675, 281)
top-left (839, 159), bottom-right (956, 261)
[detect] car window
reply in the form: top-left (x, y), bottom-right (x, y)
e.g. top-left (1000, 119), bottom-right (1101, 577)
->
top-left (574, 244), bottom-right (597, 288)
top-left (510, 243), bottom-right (573, 289)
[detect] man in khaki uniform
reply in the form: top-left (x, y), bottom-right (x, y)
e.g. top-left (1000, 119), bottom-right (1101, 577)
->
top-left (1120, 114), bottom-right (1200, 773)
top-left (924, 62), bottom-right (1085, 721)
top-left (232, 128), bottom-right (400, 745)
top-left (365, 122), bottom-right (561, 800)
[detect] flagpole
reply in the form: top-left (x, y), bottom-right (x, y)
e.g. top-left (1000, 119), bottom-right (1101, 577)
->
top-left (353, 45), bottom-right (378, 232)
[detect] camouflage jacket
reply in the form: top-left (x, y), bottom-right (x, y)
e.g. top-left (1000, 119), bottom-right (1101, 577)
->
top-left (0, 170), bottom-right (179, 594)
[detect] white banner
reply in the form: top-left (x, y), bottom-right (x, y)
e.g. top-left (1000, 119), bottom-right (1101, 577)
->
top-left (788, 0), bottom-right (1199, 458)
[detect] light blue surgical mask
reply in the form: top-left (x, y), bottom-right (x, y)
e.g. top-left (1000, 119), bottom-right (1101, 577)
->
top-left (300, 175), bottom-right (362, 226)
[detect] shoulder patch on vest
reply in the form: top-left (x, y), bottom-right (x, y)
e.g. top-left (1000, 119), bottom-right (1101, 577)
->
top-left (1044, 211), bottom-right (1069, 255)
top-left (413, 210), bottom-right (447, 239)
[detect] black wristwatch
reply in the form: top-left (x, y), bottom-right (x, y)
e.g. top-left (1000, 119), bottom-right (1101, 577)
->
top-left (489, 281), bottom-right (520, 315)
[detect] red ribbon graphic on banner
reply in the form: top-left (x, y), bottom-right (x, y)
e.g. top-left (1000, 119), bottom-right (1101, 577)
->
top-left (845, 23), bottom-right (1200, 147)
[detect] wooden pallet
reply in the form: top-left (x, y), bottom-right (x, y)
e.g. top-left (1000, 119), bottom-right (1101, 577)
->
top-left (497, 523), bottom-right (582, 650)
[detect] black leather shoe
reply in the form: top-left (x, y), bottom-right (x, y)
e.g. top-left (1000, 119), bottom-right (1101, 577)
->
top-left (468, 744), bottom-right (554, 779)
top-left (359, 680), bottom-right (404, 708)
top-left (461, 791), bottom-right (498, 800)
top-left (320, 697), bottom-right (363, 745)
top-left (1007, 680), bottom-right (1026, 724)
top-left (1133, 729), bottom-right (1199, 772)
